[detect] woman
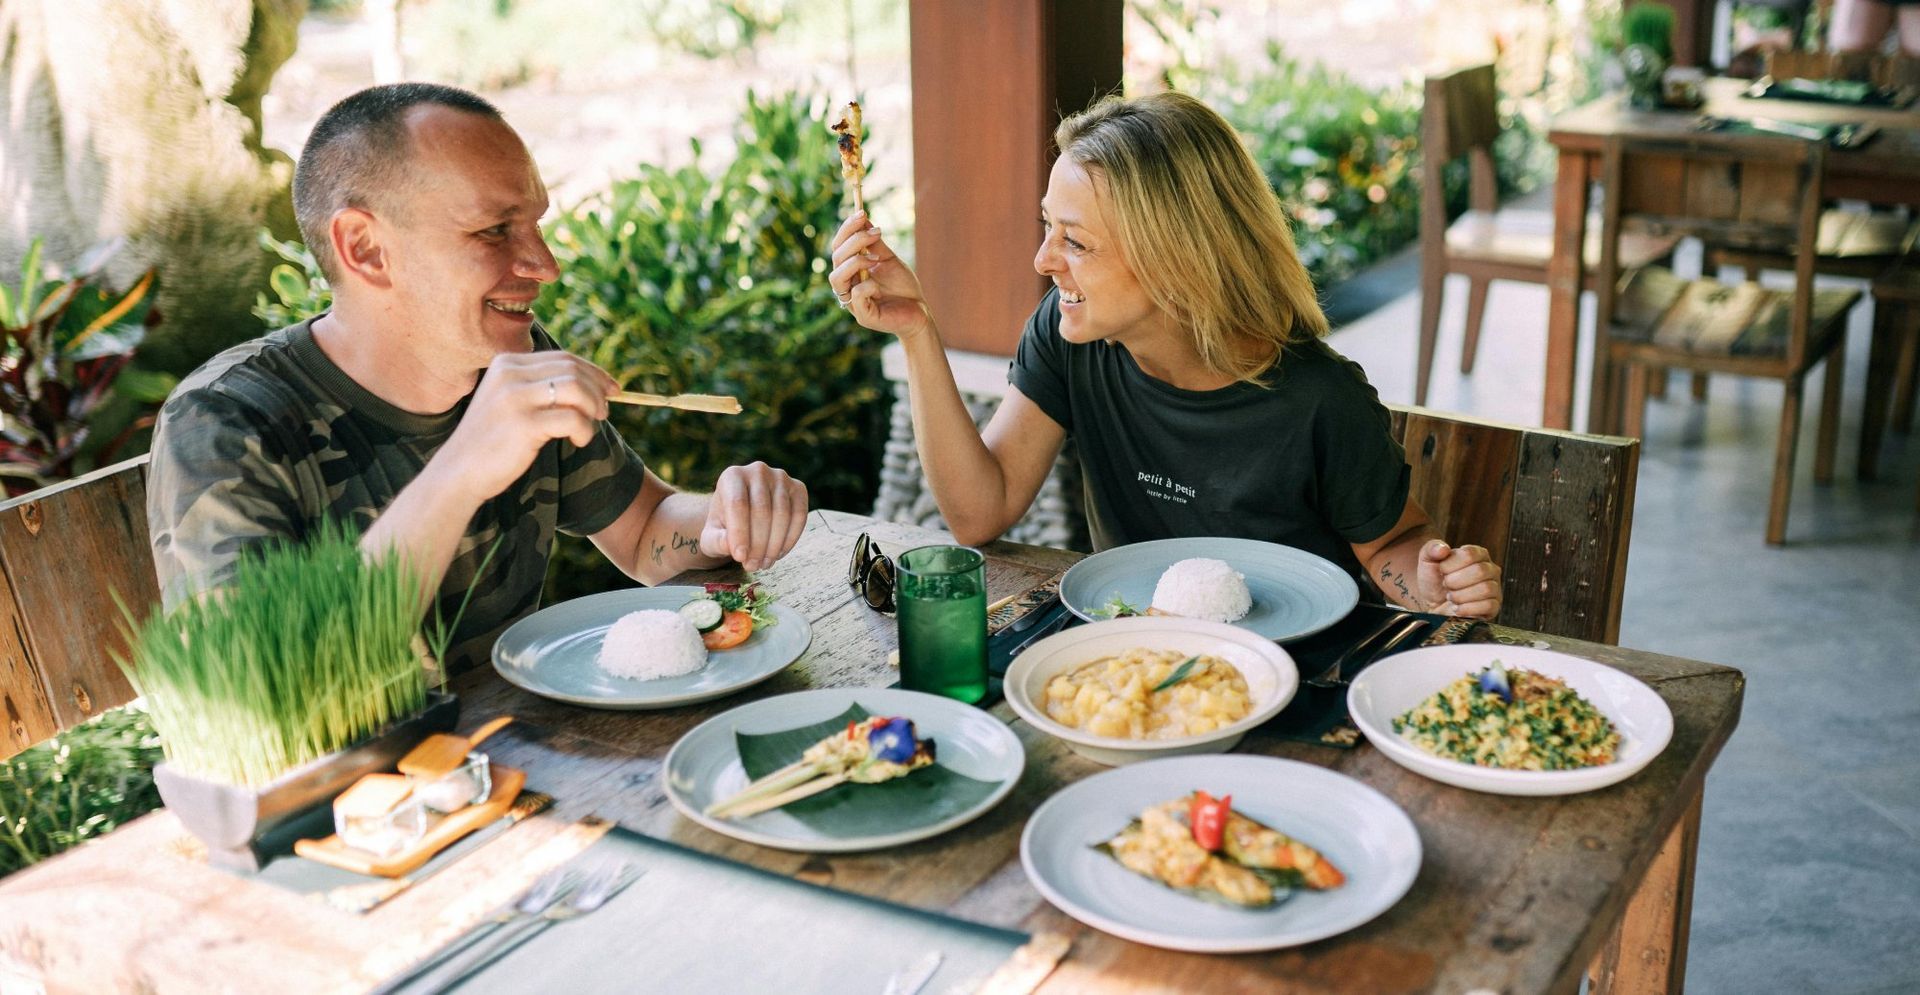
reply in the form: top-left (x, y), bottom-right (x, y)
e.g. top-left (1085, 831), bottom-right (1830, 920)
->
top-left (1829, 0), bottom-right (1920, 56)
top-left (828, 92), bottom-right (1500, 618)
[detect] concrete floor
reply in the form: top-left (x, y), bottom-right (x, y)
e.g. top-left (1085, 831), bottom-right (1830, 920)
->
top-left (1327, 248), bottom-right (1920, 993)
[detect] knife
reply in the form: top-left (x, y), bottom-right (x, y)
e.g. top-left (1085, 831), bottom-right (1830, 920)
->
top-left (881, 950), bottom-right (943, 995)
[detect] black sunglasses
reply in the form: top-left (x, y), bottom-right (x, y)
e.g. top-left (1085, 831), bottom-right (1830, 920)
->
top-left (848, 532), bottom-right (897, 614)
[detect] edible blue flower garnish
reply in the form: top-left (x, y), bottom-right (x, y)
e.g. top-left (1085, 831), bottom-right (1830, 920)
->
top-left (1478, 661), bottom-right (1514, 703)
top-left (867, 717), bottom-right (919, 764)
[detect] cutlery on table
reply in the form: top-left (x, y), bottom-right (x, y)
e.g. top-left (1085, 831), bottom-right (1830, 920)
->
top-left (421, 862), bottom-right (644, 994)
top-left (370, 865), bottom-right (578, 995)
top-left (881, 950), bottom-right (943, 995)
top-left (1306, 616), bottom-right (1426, 689)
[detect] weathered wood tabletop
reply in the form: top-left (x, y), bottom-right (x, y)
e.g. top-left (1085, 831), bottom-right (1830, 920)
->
top-left (0, 510), bottom-right (1744, 994)
top-left (1538, 75), bottom-right (1920, 430)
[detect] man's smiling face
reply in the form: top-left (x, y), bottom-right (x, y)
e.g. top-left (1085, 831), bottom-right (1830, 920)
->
top-left (376, 105), bottom-right (558, 370)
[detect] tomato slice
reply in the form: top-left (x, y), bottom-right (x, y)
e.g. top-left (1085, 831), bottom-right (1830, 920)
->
top-left (701, 610), bottom-right (754, 650)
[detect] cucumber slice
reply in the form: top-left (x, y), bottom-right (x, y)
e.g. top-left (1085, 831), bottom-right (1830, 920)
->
top-left (679, 598), bottom-right (725, 632)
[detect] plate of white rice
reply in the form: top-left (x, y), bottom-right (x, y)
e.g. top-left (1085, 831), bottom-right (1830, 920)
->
top-left (1059, 537), bottom-right (1359, 642)
top-left (492, 586), bottom-right (812, 709)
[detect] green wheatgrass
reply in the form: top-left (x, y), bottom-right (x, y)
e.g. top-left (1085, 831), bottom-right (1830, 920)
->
top-left (113, 522), bottom-right (447, 788)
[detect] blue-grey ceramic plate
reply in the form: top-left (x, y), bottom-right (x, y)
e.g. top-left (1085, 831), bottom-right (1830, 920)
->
top-left (664, 687), bottom-right (1026, 852)
top-left (492, 586), bottom-right (811, 710)
top-left (1019, 754), bottom-right (1420, 952)
top-left (1059, 537), bottom-right (1360, 642)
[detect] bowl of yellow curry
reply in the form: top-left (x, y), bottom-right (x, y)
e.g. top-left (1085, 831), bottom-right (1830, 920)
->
top-left (1004, 617), bottom-right (1298, 765)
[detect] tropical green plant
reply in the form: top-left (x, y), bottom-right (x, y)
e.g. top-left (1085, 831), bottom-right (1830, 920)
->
top-left (539, 88), bottom-right (888, 600)
top-left (0, 239), bottom-right (174, 497)
top-left (1183, 46), bottom-right (1426, 285)
top-left (0, 706), bottom-right (162, 879)
top-left (114, 524), bottom-right (441, 787)
top-left (253, 231), bottom-right (333, 328)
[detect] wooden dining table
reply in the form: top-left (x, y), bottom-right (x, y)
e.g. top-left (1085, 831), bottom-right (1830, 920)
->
top-left (1541, 75), bottom-right (1920, 431)
top-left (0, 510), bottom-right (1744, 993)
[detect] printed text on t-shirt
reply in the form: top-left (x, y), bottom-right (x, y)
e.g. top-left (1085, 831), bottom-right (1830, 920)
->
top-left (1136, 471), bottom-right (1199, 505)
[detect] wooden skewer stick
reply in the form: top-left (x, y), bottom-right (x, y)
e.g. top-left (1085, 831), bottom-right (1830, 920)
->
top-left (704, 759), bottom-right (821, 817)
top-left (610, 391), bottom-right (742, 415)
top-left (713, 772), bottom-right (848, 820)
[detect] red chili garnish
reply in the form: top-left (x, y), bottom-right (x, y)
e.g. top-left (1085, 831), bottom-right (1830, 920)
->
top-left (846, 719), bottom-right (857, 740)
top-left (1189, 790), bottom-right (1231, 852)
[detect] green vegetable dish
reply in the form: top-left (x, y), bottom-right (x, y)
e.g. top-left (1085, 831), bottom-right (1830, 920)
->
top-left (1391, 662), bottom-right (1620, 770)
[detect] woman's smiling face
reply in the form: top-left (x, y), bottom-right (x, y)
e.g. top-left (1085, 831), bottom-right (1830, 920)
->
top-left (1033, 157), bottom-right (1168, 347)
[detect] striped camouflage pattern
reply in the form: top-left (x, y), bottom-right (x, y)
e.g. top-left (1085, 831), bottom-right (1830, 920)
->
top-left (146, 318), bottom-right (646, 672)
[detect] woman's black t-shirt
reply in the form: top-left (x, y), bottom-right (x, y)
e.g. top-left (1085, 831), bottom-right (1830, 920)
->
top-left (1008, 288), bottom-right (1409, 591)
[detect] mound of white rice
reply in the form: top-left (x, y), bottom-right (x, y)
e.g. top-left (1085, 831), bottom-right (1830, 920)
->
top-left (1149, 558), bottom-right (1252, 623)
top-left (597, 609), bottom-right (708, 680)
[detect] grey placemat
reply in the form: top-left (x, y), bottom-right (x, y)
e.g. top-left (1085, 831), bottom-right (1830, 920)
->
top-left (391, 826), bottom-right (1027, 994)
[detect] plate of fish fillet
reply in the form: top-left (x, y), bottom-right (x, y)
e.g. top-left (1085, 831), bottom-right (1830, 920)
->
top-left (1019, 754), bottom-right (1420, 952)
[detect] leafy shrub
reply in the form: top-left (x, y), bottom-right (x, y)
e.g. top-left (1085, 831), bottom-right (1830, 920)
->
top-left (538, 89), bottom-right (886, 600)
top-left (253, 232), bottom-right (332, 329)
top-left (0, 240), bottom-right (175, 497)
top-left (1183, 45), bottom-right (1547, 288)
top-left (0, 706), bottom-right (162, 879)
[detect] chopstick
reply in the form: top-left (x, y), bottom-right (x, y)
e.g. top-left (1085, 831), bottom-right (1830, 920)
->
top-left (609, 391), bottom-right (742, 415)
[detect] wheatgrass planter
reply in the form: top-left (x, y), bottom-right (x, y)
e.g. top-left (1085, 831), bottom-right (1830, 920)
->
top-left (153, 692), bottom-right (459, 872)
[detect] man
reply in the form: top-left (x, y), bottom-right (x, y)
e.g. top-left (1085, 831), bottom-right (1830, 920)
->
top-left (147, 83), bottom-right (807, 670)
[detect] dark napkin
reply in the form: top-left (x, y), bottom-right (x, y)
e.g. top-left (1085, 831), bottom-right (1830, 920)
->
top-left (1261, 604), bottom-right (1481, 748)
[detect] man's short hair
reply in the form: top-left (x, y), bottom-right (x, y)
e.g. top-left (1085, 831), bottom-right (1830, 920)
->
top-left (292, 83), bottom-right (502, 280)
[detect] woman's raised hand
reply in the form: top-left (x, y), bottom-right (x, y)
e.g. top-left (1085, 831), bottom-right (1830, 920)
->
top-left (829, 212), bottom-right (933, 340)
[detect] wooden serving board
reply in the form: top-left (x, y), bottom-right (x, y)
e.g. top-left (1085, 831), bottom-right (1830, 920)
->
top-left (294, 765), bottom-right (527, 877)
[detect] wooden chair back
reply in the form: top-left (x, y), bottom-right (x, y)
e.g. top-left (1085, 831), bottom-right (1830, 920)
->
top-left (1388, 405), bottom-right (1640, 645)
top-left (1595, 134), bottom-right (1826, 370)
top-left (0, 457), bottom-right (154, 760)
top-left (1421, 64), bottom-right (1502, 225)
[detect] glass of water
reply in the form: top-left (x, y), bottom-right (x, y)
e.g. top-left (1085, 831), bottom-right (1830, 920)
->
top-left (896, 545), bottom-right (988, 704)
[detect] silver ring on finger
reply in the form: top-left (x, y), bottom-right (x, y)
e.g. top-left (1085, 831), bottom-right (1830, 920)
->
top-left (546, 378), bottom-right (558, 408)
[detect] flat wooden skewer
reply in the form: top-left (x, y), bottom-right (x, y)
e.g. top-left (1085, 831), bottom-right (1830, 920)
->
top-left (711, 773), bottom-right (847, 820)
top-left (610, 391), bottom-right (742, 415)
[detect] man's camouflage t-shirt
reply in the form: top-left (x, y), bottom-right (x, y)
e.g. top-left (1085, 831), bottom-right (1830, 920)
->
top-left (146, 317), bottom-right (647, 671)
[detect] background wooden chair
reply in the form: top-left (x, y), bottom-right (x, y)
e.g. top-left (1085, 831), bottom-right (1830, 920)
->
top-left (1706, 52), bottom-right (1920, 282)
top-left (0, 457), bottom-right (153, 761)
top-left (1590, 135), bottom-right (1862, 545)
top-left (1417, 64), bottom-right (1678, 406)
top-left (1860, 258), bottom-right (1920, 483)
top-left (1388, 405), bottom-right (1639, 644)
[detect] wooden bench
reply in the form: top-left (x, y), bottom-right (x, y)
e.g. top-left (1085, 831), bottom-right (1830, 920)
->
top-left (0, 457), bottom-right (154, 760)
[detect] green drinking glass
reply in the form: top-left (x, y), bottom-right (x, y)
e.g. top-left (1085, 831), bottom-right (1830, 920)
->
top-left (896, 544), bottom-right (988, 704)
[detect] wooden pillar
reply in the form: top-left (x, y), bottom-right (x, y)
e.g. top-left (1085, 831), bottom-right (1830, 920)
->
top-left (1657, 0), bottom-right (1716, 68)
top-left (908, 0), bottom-right (1124, 357)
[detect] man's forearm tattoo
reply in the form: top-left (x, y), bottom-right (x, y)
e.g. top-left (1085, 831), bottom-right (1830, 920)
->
top-left (652, 531), bottom-right (705, 567)
top-left (1379, 562), bottom-right (1424, 610)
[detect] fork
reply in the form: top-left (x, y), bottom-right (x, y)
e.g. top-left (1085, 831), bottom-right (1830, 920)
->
top-left (370, 866), bottom-right (578, 995)
top-left (1306, 617), bottom-right (1425, 689)
top-left (421, 862), bottom-right (644, 994)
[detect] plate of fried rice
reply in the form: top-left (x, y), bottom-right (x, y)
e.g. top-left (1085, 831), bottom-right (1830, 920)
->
top-left (1059, 538), bottom-right (1358, 642)
top-left (1346, 645), bottom-right (1673, 796)
top-left (493, 587), bottom-right (812, 709)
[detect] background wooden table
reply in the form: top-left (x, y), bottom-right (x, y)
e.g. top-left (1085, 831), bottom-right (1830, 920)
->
top-left (0, 511), bottom-right (1743, 993)
top-left (1541, 76), bottom-right (1920, 430)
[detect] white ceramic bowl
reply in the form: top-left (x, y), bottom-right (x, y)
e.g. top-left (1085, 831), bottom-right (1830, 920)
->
top-left (1004, 616), bottom-right (1298, 765)
top-left (1347, 644), bottom-right (1674, 796)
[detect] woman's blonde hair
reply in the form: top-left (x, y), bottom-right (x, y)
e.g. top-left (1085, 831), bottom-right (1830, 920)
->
top-left (1054, 91), bottom-right (1327, 383)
